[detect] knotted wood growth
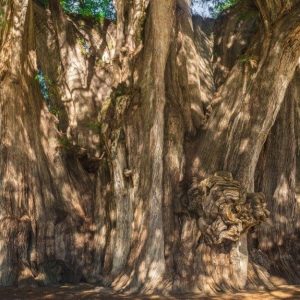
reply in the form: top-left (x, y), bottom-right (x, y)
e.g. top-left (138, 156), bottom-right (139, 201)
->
top-left (183, 172), bottom-right (269, 293)
top-left (188, 172), bottom-right (269, 245)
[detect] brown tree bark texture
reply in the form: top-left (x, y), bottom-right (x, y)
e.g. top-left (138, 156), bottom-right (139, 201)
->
top-left (0, 0), bottom-right (300, 295)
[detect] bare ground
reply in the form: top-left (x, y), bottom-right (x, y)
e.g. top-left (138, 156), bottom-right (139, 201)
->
top-left (1, 285), bottom-right (300, 300)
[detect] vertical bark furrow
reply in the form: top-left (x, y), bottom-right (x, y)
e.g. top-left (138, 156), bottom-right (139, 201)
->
top-left (251, 70), bottom-right (300, 284)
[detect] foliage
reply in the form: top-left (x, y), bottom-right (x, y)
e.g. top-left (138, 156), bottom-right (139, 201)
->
top-left (192, 0), bottom-right (242, 17)
top-left (37, 0), bottom-right (115, 20)
top-left (35, 70), bottom-right (50, 101)
top-left (77, 37), bottom-right (91, 56)
top-left (213, 0), bottom-right (241, 15)
top-left (35, 70), bottom-right (62, 117)
top-left (60, 0), bottom-right (115, 21)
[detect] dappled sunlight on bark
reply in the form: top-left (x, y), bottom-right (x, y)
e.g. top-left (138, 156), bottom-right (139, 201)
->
top-left (0, 0), bottom-right (300, 296)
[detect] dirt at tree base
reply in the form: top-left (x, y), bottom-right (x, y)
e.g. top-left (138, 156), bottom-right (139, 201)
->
top-left (0, 284), bottom-right (300, 299)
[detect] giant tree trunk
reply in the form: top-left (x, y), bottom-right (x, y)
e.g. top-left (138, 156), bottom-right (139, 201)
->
top-left (249, 69), bottom-right (300, 285)
top-left (184, 1), bottom-right (300, 292)
top-left (0, 0), bottom-right (95, 286)
top-left (0, 0), bottom-right (300, 295)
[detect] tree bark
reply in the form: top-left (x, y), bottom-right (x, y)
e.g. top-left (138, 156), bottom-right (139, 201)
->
top-left (185, 0), bottom-right (300, 292)
top-left (0, 0), bottom-right (300, 295)
top-left (0, 0), bottom-right (96, 286)
top-left (249, 69), bottom-right (300, 285)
